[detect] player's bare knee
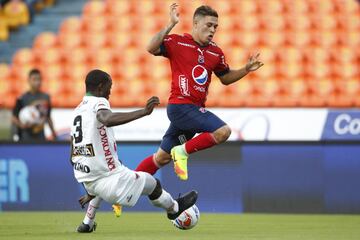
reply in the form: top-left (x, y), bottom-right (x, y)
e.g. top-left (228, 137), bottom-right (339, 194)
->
top-left (214, 125), bottom-right (231, 143)
top-left (148, 178), bottom-right (162, 200)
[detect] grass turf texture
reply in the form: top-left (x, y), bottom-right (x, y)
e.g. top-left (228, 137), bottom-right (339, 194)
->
top-left (0, 212), bottom-right (359, 240)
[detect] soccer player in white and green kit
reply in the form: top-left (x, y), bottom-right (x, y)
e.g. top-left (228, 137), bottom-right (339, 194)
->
top-left (70, 69), bottom-right (198, 233)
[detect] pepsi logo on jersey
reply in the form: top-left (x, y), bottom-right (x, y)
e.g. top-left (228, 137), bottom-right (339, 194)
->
top-left (192, 65), bottom-right (208, 85)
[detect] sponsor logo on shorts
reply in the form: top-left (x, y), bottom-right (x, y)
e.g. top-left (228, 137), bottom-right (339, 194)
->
top-left (72, 144), bottom-right (95, 157)
top-left (192, 65), bottom-right (208, 85)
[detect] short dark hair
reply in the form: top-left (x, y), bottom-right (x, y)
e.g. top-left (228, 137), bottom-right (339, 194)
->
top-left (193, 5), bottom-right (218, 20)
top-left (28, 68), bottom-right (41, 78)
top-left (85, 69), bottom-right (111, 92)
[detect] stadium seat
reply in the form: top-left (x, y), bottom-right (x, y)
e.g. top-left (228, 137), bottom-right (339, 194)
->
top-left (12, 48), bottom-right (34, 66)
top-left (235, 0), bottom-right (257, 15)
top-left (278, 79), bottom-right (308, 107)
top-left (0, 64), bottom-right (11, 105)
top-left (82, 0), bottom-right (106, 17)
top-left (306, 79), bottom-right (335, 107)
top-left (207, 79), bottom-right (226, 106)
top-left (258, 0), bottom-right (283, 14)
top-left (284, 14), bottom-right (311, 31)
top-left (59, 17), bottom-right (82, 34)
top-left (283, 0), bottom-right (310, 14)
top-left (58, 31), bottom-right (83, 50)
top-left (82, 32), bottom-right (108, 49)
top-left (82, 16), bottom-right (108, 33)
top-left (34, 47), bottom-right (62, 66)
top-left (33, 32), bottom-right (57, 50)
top-left (259, 14), bottom-right (285, 31)
top-left (227, 79), bottom-right (254, 107)
top-left (0, 15), bottom-right (9, 41)
top-left (3, 0), bottom-right (29, 28)
top-left (106, 0), bottom-right (131, 16)
top-left (259, 30), bottom-right (285, 47)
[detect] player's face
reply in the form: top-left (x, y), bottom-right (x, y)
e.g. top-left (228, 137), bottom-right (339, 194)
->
top-left (194, 16), bottom-right (218, 45)
top-left (29, 73), bottom-right (41, 92)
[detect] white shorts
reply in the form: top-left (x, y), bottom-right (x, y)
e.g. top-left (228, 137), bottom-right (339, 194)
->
top-left (83, 168), bottom-right (147, 207)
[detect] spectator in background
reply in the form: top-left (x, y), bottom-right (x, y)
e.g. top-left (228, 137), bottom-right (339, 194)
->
top-left (12, 68), bottom-right (57, 142)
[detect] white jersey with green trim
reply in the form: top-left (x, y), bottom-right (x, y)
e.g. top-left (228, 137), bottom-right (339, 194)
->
top-left (70, 96), bottom-right (124, 182)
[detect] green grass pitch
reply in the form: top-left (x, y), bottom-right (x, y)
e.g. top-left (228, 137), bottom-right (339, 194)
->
top-left (0, 212), bottom-right (359, 240)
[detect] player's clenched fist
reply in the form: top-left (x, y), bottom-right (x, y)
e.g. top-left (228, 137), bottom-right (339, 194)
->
top-left (169, 3), bottom-right (179, 25)
top-left (143, 96), bottom-right (160, 115)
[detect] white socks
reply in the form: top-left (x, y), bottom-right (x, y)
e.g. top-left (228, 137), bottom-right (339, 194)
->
top-left (150, 190), bottom-right (179, 214)
top-left (83, 196), bottom-right (101, 227)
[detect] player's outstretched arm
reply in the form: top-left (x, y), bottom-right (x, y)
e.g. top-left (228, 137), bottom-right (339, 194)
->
top-left (96, 96), bottom-right (160, 127)
top-left (219, 53), bottom-right (264, 85)
top-left (147, 3), bottom-right (179, 55)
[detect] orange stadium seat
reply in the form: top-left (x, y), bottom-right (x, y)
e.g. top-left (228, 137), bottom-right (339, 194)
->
top-left (12, 48), bottom-right (34, 66)
top-left (305, 79), bottom-right (335, 107)
top-left (251, 79), bottom-right (281, 107)
top-left (106, 0), bottom-right (131, 16)
top-left (334, 0), bottom-right (360, 14)
top-left (58, 31), bottom-right (83, 50)
top-left (33, 32), bottom-right (57, 50)
top-left (207, 79), bottom-right (226, 106)
top-left (232, 14), bottom-right (259, 32)
top-left (224, 79), bottom-right (254, 107)
top-left (82, 32), bottom-right (109, 49)
top-left (82, 16), bottom-right (108, 33)
top-left (34, 47), bottom-right (62, 66)
top-left (0, 64), bottom-right (11, 107)
top-left (59, 17), bottom-right (82, 34)
top-left (235, 0), bottom-right (257, 15)
top-left (258, 0), bottom-right (284, 14)
top-left (259, 14), bottom-right (285, 31)
top-left (141, 81), bottom-right (161, 105)
top-left (62, 47), bottom-right (88, 66)
top-left (283, 0), bottom-right (310, 14)
top-left (284, 14), bottom-right (312, 31)
top-left (277, 79), bottom-right (309, 107)
top-left (82, 0), bottom-right (106, 17)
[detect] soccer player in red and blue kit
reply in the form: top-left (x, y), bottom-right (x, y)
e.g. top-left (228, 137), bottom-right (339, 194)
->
top-left (136, 4), bottom-right (264, 180)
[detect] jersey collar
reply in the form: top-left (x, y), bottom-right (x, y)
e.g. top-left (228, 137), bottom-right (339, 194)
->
top-left (183, 33), bottom-right (209, 48)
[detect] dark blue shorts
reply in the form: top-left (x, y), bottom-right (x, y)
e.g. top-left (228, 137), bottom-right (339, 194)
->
top-left (160, 104), bottom-right (226, 153)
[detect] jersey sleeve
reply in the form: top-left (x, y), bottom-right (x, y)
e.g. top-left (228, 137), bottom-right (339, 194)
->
top-left (45, 94), bottom-right (51, 118)
top-left (157, 34), bottom-right (177, 58)
top-left (94, 98), bottom-right (111, 113)
top-left (12, 97), bottom-right (23, 118)
top-left (214, 49), bottom-right (230, 77)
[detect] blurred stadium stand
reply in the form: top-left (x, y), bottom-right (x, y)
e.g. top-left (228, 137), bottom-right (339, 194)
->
top-left (0, 0), bottom-right (359, 108)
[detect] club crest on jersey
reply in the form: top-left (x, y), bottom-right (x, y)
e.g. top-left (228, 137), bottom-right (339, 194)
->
top-left (198, 55), bottom-right (205, 64)
top-left (192, 65), bottom-right (208, 85)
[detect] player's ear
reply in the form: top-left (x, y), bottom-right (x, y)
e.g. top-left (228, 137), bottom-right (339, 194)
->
top-left (97, 82), bottom-right (104, 96)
